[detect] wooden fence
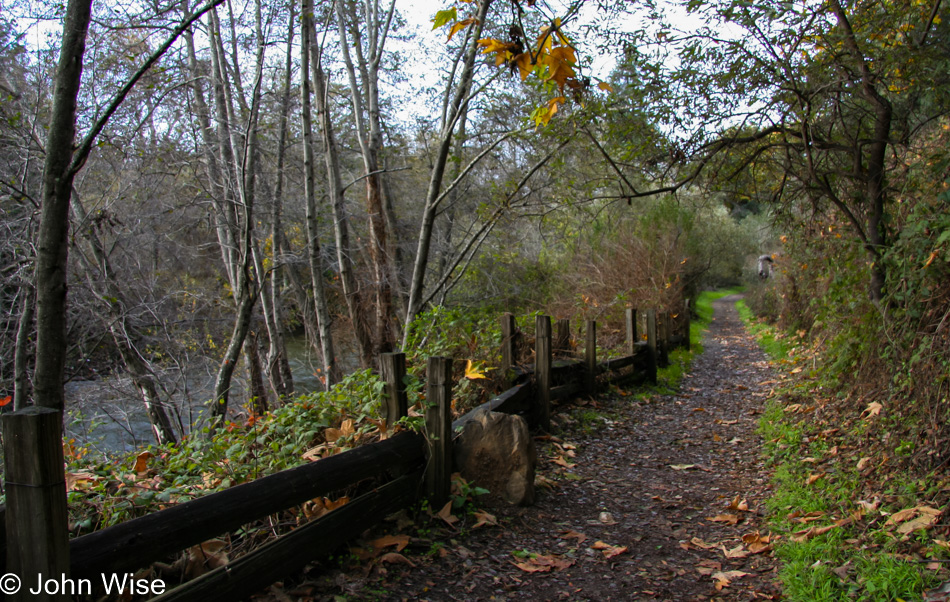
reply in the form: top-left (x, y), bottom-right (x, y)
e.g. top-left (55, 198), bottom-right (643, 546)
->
top-left (3, 303), bottom-right (690, 601)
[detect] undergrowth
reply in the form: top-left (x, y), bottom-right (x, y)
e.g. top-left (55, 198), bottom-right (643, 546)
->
top-left (743, 305), bottom-right (947, 601)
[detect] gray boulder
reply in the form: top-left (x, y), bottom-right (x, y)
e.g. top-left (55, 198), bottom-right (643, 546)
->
top-left (454, 408), bottom-right (536, 506)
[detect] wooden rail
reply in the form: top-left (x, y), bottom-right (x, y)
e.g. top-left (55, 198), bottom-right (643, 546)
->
top-left (3, 303), bottom-right (691, 600)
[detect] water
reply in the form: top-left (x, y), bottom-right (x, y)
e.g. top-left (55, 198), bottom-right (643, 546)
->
top-left (64, 333), bottom-right (360, 454)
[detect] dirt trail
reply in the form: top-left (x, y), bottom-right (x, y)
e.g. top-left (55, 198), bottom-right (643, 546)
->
top-left (293, 296), bottom-right (782, 601)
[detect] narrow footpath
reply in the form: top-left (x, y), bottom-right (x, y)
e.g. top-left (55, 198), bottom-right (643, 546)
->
top-left (285, 296), bottom-right (783, 601)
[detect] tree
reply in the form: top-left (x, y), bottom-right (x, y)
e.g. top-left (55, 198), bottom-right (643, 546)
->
top-left (615, 0), bottom-right (950, 302)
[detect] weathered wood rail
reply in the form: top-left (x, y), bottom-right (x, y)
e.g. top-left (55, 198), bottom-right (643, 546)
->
top-left (2, 302), bottom-right (691, 600)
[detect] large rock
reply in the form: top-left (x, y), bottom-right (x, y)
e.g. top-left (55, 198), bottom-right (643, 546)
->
top-left (454, 408), bottom-right (536, 506)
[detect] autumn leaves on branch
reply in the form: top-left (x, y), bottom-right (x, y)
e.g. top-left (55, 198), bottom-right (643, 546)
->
top-left (432, 0), bottom-right (612, 127)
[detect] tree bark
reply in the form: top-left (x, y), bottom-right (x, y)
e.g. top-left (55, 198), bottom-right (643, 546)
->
top-left (336, 0), bottom-right (398, 354)
top-left (402, 0), bottom-right (492, 341)
top-left (300, 0), bottom-right (340, 387)
top-left (309, 33), bottom-right (374, 368)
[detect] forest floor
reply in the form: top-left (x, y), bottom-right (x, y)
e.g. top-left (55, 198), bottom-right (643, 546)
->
top-left (263, 295), bottom-right (784, 601)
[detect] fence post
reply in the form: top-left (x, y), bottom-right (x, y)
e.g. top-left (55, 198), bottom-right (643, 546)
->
top-left (500, 313), bottom-right (516, 378)
top-left (425, 356), bottom-right (454, 506)
top-left (657, 311), bottom-right (670, 368)
top-left (683, 298), bottom-right (691, 351)
top-left (586, 320), bottom-right (597, 396)
top-left (3, 407), bottom-right (70, 601)
top-left (380, 352), bottom-right (408, 428)
top-left (646, 309), bottom-right (658, 384)
top-left (554, 318), bottom-right (570, 356)
top-left (535, 315), bottom-right (552, 432)
top-left (625, 308), bottom-right (637, 356)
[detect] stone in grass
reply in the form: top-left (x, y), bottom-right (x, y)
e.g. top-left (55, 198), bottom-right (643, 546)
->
top-left (454, 407), bottom-right (536, 506)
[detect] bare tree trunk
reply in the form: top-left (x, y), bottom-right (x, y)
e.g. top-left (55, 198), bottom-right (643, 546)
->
top-left (262, 4), bottom-right (297, 400)
top-left (403, 0), bottom-right (492, 341)
top-left (300, 0), bottom-right (340, 387)
top-left (33, 0), bottom-right (93, 412)
top-left (13, 284), bottom-right (34, 410)
top-left (335, 0), bottom-right (398, 354)
top-left (309, 33), bottom-right (374, 368)
top-left (830, 0), bottom-right (893, 302)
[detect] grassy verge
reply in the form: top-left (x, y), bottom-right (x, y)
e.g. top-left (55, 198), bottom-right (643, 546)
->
top-left (738, 305), bottom-right (945, 601)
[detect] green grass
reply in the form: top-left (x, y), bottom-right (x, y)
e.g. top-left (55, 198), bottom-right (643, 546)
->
top-left (743, 306), bottom-right (941, 601)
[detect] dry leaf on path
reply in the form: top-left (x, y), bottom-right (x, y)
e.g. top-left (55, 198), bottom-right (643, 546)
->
top-left (712, 570), bottom-right (749, 590)
top-left (591, 540), bottom-right (629, 558)
top-left (369, 534), bottom-right (410, 552)
top-left (380, 552), bottom-right (416, 567)
top-left (560, 530), bottom-right (588, 545)
top-left (512, 554), bottom-right (574, 573)
top-left (708, 513), bottom-right (740, 525)
top-left (472, 510), bottom-right (498, 529)
top-left (722, 544), bottom-right (751, 559)
top-left (669, 464), bottom-right (697, 471)
top-left (689, 537), bottom-right (717, 550)
top-left (728, 496), bottom-right (749, 512)
top-left (861, 401), bottom-right (883, 418)
top-left (742, 531), bottom-right (772, 554)
top-left (695, 559), bottom-right (722, 576)
top-left (437, 500), bottom-right (459, 526)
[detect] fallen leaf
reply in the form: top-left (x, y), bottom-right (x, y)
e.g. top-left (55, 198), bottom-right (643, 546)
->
top-left (560, 530), bottom-right (588, 545)
top-left (805, 472), bottom-right (826, 485)
top-left (437, 500), bottom-right (459, 526)
top-left (472, 510), bottom-right (498, 529)
top-left (898, 513), bottom-right (941, 535)
top-left (712, 570), bottom-right (749, 590)
top-left (369, 534), bottom-right (410, 552)
top-left (690, 537), bottom-right (716, 550)
top-left (65, 470), bottom-right (101, 491)
top-left (861, 401), bottom-right (883, 418)
top-left (742, 531), bottom-right (772, 554)
top-left (591, 541), bottom-right (629, 558)
top-left (133, 451), bottom-right (154, 473)
top-left (535, 474), bottom-right (559, 490)
top-left (790, 524), bottom-right (838, 543)
top-left (185, 539), bottom-right (229, 579)
top-left (728, 496), bottom-right (749, 512)
top-left (669, 464), bottom-right (697, 471)
top-left (380, 552), bottom-right (416, 567)
top-left (598, 512), bottom-right (617, 525)
top-left (695, 559), bottom-right (722, 576)
top-left (722, 544), bottom-right (750, 559)
top-left (856, 457), bottom-right (872, 471)
top-left (512, 554), bottom-right (574, 573)
top-left (709, 514), bottom-right (740, 525)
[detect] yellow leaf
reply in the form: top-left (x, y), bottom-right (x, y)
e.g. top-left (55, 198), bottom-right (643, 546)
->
top-left (597, 81), bottom-right (613, 92)
top-left (515, 52), bottom-right (533, 81)
top-left (447, 17), bottom-right (475, 42)
top-left (477, 38), bottom-right (514, 55)
top-left (464, 359), bottom-right (488, 380)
